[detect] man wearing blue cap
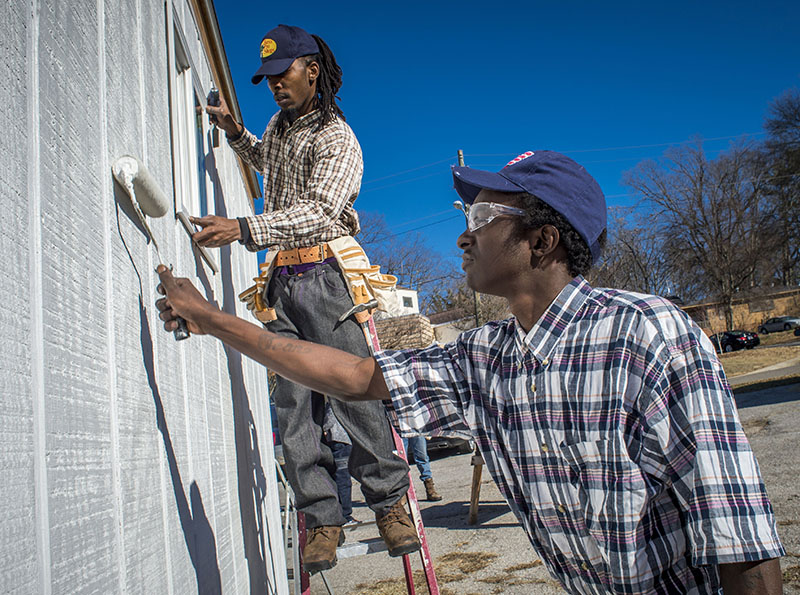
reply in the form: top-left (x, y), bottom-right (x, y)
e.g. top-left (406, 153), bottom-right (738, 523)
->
top-left (157, 150), bottom-right (784, 593)
top-left (194, 25), bottom-right (419, 572)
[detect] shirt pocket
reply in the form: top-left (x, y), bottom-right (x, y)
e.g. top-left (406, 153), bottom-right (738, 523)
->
top-left (558, 438), bottom-right (648, 560)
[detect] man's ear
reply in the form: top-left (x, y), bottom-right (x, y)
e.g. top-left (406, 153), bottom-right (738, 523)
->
top-left (306, 60), bottom-right (320, 85)
top-left (528, 224), bottom-right (560, 258)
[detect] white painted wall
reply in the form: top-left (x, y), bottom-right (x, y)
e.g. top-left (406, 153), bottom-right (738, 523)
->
top-left (1, 0), bottom-right (285, 593)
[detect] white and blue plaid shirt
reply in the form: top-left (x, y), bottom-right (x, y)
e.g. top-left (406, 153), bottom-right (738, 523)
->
top-left (375, 277), bottom-right (783, 594)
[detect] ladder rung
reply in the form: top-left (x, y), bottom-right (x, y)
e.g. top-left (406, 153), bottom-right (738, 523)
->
top-left (336, 537), bottom-right (387, 559)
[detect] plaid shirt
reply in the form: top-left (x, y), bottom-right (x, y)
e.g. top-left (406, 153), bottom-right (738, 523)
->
top-left (228, 110), bottom-right (363, 251)
top-left (375, 277), bottom-right (783, 595)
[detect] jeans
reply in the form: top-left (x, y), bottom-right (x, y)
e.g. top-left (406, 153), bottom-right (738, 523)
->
top-left (266, 260), bottom-right (410, 528)
top-left (328, 440), bottom-right (353, 519)
top-left (402, 435), bottom-right (432, 482)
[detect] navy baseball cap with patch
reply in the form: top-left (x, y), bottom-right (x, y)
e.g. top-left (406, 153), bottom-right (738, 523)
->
top-left (251, 24), bottom-right (319, 85)
top-left (452, 150), bottom-right (607, 261)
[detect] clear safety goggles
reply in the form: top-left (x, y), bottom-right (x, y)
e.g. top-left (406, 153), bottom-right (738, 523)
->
top-left (457, 201), bottom-right (526, 232)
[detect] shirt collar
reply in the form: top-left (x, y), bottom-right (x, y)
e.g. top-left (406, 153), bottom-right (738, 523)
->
top-left (286, 108), bottom-right (322, 132)
top-left (513, 276), bottom-right (593, 362)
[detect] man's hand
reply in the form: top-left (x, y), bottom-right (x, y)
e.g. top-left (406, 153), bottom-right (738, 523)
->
top-left (155, 266), bottom-right (218, 335)
top-left (205, 95), bottom-right (241, 137)
top-left (719, 558), bottom-right (783, 594)
top-left (191, 215), bottom-right (242, 247)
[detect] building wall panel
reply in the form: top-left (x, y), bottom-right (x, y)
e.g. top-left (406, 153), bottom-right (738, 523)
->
top-left (1, 0), bottom-right (284, 592)
top-left (37, 0), bottom-right (121, 591)
top-left (0, 0), bottom-right (37, 592)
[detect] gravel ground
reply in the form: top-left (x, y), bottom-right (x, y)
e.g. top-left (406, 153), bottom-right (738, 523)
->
top-left (303, 379), bottom-right (800, 594)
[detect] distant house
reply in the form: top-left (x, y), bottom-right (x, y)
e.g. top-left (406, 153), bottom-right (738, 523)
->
top-left (375, 289), bottom-right (435, 349)
top-left (428, 307), bottom-right (473, 344)
top-left (682, 287), bottom-right (800, 334)
top-left (396, 287), bottom-right (421, 315)
top-left (4, 1), bottom-right (287, 593)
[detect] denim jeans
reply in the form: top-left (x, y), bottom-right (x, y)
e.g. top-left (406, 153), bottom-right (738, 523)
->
top-left (266, 261), bottom-right (410, 527)
top-left (328, 440), bottom-right (353, 519)
top-left (402, 435), bottom-right (432, 482)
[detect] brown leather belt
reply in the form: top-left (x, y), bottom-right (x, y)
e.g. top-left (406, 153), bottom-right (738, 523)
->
top-left (274, 244), bottom-right (333, 266)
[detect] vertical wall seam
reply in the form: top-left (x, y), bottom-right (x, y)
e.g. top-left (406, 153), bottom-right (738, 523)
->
top-left (157, 2), bottom-right (175, 593)
top-left (215, 344), bottom-right (240, 593)
top-left (28, 0), bottom-right (51, 592)
top-left (98, 0), bottom-right (127, 590)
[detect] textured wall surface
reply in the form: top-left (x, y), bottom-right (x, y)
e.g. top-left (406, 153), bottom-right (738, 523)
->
top-left (1, 1), bottom-right (285, 593)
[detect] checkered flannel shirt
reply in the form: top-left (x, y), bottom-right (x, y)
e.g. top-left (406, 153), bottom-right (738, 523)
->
top-left (228, 109), bottom-right (363, 251)
top-left (375, 277), bottom-right (783, 594)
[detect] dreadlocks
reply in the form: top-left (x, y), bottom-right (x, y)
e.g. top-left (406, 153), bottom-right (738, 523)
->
top-left (275, 34), bottom-right (344, 135)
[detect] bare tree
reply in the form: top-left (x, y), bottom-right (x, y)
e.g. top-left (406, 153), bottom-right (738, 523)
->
top-left (357, 211), bottom-right (461, 314)
top-left (590, 207), bottom-right (678, 297)
top-left (623, 141), bottom-right (777, 328)
top-left (427, 278), bottom-right (511, 330)
top-left (763, 88), bottom-right (800, 286)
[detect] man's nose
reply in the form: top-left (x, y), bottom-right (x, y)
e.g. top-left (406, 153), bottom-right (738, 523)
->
top-left (457, 230), bottom-right (473, 250)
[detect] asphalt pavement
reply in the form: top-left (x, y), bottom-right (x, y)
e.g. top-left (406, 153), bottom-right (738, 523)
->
top-left (314, 370), bottom-right (800, 595)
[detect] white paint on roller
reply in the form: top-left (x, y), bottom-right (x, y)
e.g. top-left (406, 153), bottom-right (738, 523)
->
top-left (112, 155), bottom-right (169, 218)
top-left (112, 155), bottom-right (171, 259)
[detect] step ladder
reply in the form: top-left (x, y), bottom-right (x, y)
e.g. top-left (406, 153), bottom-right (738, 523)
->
top-left (278, 316), bottom-right (440, 594)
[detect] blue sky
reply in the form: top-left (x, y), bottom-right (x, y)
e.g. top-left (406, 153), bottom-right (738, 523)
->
top-left (214, 0), bottom-right (799, 263)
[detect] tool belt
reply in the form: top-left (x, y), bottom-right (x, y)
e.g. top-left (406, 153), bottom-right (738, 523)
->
top-left (273, 243), bottom-right (333, 266)
top-left (238, 237), bottom-right (400, 325)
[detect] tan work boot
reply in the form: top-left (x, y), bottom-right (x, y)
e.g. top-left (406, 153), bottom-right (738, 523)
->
top-left (303, 525), bottom-right (344, 573)
top-left (376, 500), bottom-right (421, 557)
top-left (424, 478), bottom-right (442, 501)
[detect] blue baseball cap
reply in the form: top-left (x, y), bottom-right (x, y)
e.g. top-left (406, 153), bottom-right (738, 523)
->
top-left (452, 150), bottom-right (607, 261)
top-left (251, 25), bottom-right (319, 85)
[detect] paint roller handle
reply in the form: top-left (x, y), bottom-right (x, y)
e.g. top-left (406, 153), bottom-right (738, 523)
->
top-left (160, 265), bottom-right (190, 340)
top-left (173, 316), bottom-right (191, 341)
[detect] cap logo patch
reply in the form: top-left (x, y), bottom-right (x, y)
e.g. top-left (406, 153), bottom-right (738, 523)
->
top-left (261, 38), bottom-right (277, 58)
top-left (505, 151), bottom-right (534, 167)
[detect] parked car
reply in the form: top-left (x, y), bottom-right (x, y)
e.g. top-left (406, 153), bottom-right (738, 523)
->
top-left (758, 316), bottom-right (800, 334)
top-left (426, 435), bottom-right (474, 456)
top-left (709, 330), bottom-right (760, 353)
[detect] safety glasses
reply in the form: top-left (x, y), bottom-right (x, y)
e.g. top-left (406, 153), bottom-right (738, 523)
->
top-left (456, 201), bottom-right (526, 232)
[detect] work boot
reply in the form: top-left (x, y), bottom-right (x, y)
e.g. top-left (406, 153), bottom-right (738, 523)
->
top-left (424, 478), bottom-right (442, 502)
top-left (376, 500), bottom-right (421, 557)
top-left (302, 525), bottom-right (344, 573)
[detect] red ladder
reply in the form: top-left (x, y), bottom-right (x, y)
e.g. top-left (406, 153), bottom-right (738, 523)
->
top-left (289, 316), bottom-right (439, 595)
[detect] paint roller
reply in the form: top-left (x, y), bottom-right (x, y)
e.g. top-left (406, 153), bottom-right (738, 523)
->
top-left (112, 155), bottom-right (190, 341)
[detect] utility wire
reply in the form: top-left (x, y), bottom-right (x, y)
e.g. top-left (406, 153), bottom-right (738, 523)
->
top-left (362, 156), bottom-right (455, 184)
top-left (360, 132), bottom-right (766, 192)
top-left (465, 132), bottom-right (766, 157)
top-left (360, 132), bottom-right (789, 237)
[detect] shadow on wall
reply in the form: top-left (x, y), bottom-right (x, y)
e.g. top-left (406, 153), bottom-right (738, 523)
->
top-left (203, 142), bottom-right (278, 594)
top-left (139, 297), bottom-right (222, 594)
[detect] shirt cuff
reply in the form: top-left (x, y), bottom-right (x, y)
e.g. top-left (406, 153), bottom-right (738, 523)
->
top-left (226, 123), bottom-right (245, 143)
top-left (237, 217), bottom-right (251, 245)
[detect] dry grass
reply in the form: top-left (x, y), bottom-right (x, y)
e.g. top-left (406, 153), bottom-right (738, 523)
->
top-left (435, 551), bottom-right (499, 575)
top-left (351, 552), bottom-right (499, 595)
top-left (504, 560), bottom-right (543, 572)
top-left (784, 565), bottom-right (800, 586)
top-left (719, 344), bottom-right (800, 378)
top-left (350, 575), bottom-right (458, 595)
